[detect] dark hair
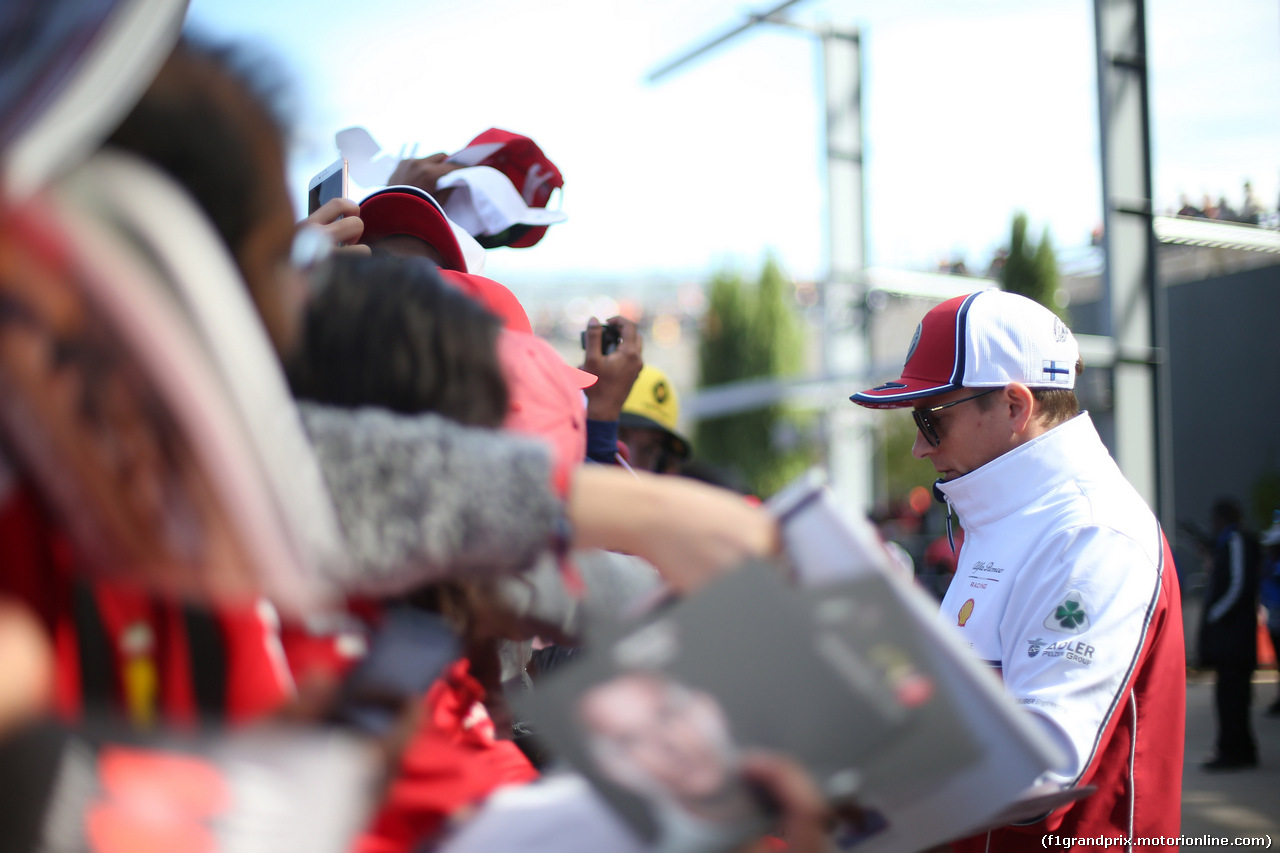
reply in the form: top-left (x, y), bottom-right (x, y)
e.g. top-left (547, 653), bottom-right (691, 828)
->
top-left (104, 36), bottom-right (292, 257)
top-left (287, 254), bottom-right (508, 427)
top-left (1211, 497), bottom-right (1243, 527)
top-left (289, 254), bottom-right (518, 659)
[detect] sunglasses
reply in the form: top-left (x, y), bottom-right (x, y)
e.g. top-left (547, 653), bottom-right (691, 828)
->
top-left (912, 388), bottom-right (999, 447)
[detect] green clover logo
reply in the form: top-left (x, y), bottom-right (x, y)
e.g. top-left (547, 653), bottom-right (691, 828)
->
top-left (1055, 600), bottom-right (1086, 629)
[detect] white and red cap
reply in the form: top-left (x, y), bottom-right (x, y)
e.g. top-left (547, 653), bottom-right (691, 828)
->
top-left (448, 128), bottom-right (564, 248)
top-left (851, 289), bottom-right (1079, 409)
top-left (436, 166), bottom-right (567, 246)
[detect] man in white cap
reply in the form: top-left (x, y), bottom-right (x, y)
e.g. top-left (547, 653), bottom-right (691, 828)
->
top-left (851, 289), bottom-right (1184, 851)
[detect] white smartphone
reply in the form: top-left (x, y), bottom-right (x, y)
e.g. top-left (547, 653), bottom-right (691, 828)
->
top-left (307, 157), bottom-right (348, 215)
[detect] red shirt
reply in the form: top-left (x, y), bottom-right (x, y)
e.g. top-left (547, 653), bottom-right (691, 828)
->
top-left (354, 658), bottom-right (539, 853)
top-left (0, 479), bottom-right (290, 727)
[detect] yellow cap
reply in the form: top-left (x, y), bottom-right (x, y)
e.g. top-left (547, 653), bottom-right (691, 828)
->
top-left (620, 364), bottom-right (689, 456)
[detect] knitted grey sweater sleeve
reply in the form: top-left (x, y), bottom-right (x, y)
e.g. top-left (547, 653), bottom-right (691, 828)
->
top-left (298, 403), bottom-right (560, 597)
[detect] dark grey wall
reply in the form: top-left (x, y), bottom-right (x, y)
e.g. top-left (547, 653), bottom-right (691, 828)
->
top-left (1064, 261), bottom-right (1280, 595)
top-left (1167, 263), bottom-right (1280, 535)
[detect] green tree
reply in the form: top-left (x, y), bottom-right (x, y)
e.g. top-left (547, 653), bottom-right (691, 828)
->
top-left (698, 269), bottom-right (753, 387)
top-left (695, 256), bottom-right (811, 497)
top-left (1000, 211), bottom-right (1065, 321)
top-left (1249, 456), bottom-right (1280, 530)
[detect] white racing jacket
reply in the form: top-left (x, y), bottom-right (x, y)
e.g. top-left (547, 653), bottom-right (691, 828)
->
top-left (937, 413), bottom-right (1184, 849)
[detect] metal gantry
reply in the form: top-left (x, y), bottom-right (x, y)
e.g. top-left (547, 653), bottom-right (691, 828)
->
top-left (648, 1), bottom-right (874, 510)
top-left (1093, 0), bottom-right (1170, 527)
top-left (651, 0), bottom-right (1167, 522)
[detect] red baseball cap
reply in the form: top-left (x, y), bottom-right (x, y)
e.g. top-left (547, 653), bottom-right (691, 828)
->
top-left (498, 330), bottom-right (595, 494)
top-left (438, 269), bottom-right (596, 391)
top-left (438, 269), bottom-right (533, 335)
top-left (449, 129), bottom-right (563, 248)
top-left (851, 289), bottom-right (1079, 408)
top-left (357, 185), bottom-right (484, 273)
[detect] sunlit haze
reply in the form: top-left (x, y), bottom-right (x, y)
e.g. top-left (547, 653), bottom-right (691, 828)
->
top-left (186, 0), bottom-right (1279, 292)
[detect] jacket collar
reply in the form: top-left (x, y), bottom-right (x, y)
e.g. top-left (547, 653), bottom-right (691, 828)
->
top-left (935, 412), bottom-right (1110, 530)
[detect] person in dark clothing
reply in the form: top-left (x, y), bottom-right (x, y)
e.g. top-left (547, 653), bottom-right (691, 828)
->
top-left (1199, 497), bottom-right (1262, 770)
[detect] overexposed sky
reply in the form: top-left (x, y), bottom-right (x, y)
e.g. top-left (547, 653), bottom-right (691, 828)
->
top-left (185, 0), bottom-right (1279, 288)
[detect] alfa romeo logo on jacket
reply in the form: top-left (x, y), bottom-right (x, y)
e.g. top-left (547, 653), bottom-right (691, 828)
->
top-left (1044, 591), bottom-right (1091, 635)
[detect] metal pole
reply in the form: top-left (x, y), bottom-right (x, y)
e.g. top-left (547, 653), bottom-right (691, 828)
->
top-left (645, 4), bottom-right (872, 508)
top-left (820, 28), bottom-right (873, 511)
top-left (645, 0), bottom-right (809, 82)
top-left (1093, 0), bottom-right (1172, 528)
